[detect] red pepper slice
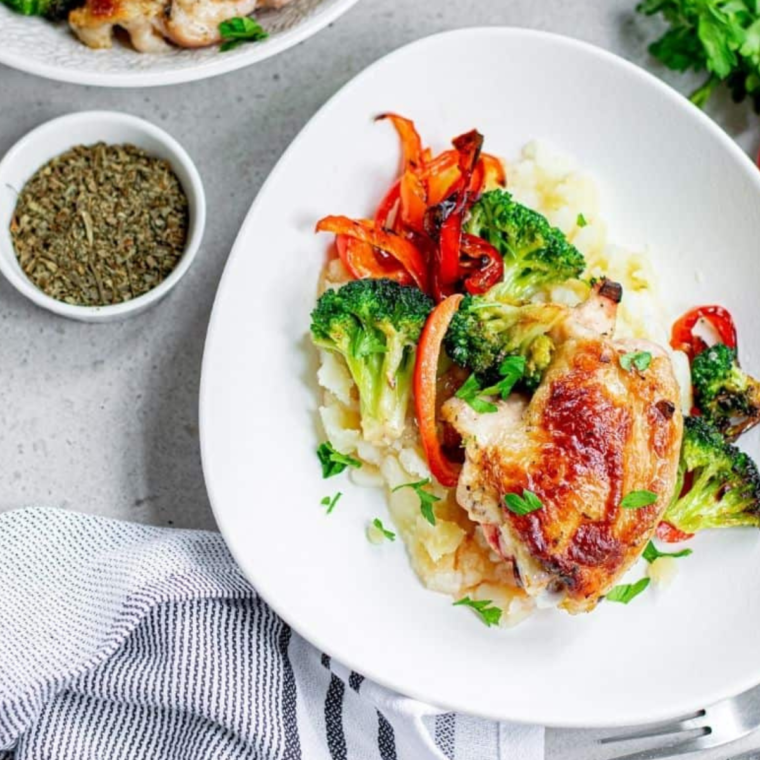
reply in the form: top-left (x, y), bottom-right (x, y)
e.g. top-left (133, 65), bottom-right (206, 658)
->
top-left (481, 154), bottom-right (507, 187)
top-left (460, 233), bottom-right (504, 294)
top-left (375, 181), bottom-right (400, 229)
top-left (399, 171), bottom-right (428, 233)
top-left (656, 521), bottom-right (694, 543)
top-left (376, 113), bottom-right (424, 171)
top-left (671, 305), bottom-right (738, 361)
top-left (335, 235), bottom-right (413, 285)
top-left (413, 294), bottom-right (464, 487)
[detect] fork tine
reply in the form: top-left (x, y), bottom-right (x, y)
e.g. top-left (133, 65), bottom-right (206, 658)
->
top-left (600, 711), bottom-right (706, 744)
top-left (604, 730), bottom-right (712, 760)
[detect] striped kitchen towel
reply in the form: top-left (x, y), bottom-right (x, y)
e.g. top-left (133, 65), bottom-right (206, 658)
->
top-left (0, 507), bottom-right (543, 760)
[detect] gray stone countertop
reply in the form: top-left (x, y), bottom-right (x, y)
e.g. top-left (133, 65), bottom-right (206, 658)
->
top-left (1, 1), bottom-right (758, 756)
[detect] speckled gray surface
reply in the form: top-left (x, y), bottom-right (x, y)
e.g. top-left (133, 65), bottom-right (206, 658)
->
top-left (1, 0), bottom-right (759, 752)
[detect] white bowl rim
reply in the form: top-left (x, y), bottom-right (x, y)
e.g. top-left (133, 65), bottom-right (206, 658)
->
top-left (0, 110), bottom-right (206, 320)
top-left (200, 26), bottom-right (760, 728)
top-left (0, 0), bottom-right (361, 89)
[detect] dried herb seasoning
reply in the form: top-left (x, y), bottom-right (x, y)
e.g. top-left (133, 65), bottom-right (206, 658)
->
top-left (10, 142), bottom-right (189, 307)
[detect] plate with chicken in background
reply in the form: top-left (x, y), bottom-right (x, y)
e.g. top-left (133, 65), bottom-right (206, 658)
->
top-left (0, 0), bottom-right (358, 87)
top-left (200, 28), bottom-right (760, 726)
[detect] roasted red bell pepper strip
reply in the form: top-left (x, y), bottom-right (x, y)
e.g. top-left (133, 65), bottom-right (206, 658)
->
top-left (671, 305), bottom-right (737, 361)
top-left (335, 235), bottom-right (413, 285)
top-left (317, 216), bottom-right (428, 292)
top-left (399, 171), bottom-right (428, 233)
top-left (375, 181), bottom-right (400, 229)
top-left (414, 294), bottom-right (464, 487)
top-left (460, 233), bottom-right (504, 294)
top-left (376, 113), bottom-right (424, 171)
top-left (656, 521), bottom-right (694, 543)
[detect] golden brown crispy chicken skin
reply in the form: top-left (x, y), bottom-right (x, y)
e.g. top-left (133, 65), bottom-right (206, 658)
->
top-left (442, 284), bottom-right (683, 613)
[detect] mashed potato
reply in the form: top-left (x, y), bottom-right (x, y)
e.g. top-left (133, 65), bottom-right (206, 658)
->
top-left (316, 141), bottom-right (686, 625)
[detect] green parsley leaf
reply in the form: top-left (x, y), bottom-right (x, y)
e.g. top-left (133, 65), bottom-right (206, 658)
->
top-left (371, 518), bottom-right (396, 542)
top-left (620, 490), bottom-right (658, 509)
top-left (393, 478), bottom-right (441, 526)
top-left (457, 357), bottom-right (526, 413)
top-left (504, 489), bottom-right (543, 516)
top-left (455, 374), bottom-right (498, 414)
top-left (637, 0), bottom-right (760, 111)
top-left (619, 351), bottom-right (652, 372)
top-left (481, 356), bottom-right (527, 400)
top-left (453, 596), bottom-right (503, 627)
top-left (218, 16), bottom-right (268, 52)
top-left (321, 492), bottom-right (342, 514)
top-left (317, 442), bottom-right (362, 479)
top-left (577, 213), bottom-right (588, 227)
top-left (642, 541), bottom-right (693, 563)
top-left (606, 577), bottom-right (650, 604)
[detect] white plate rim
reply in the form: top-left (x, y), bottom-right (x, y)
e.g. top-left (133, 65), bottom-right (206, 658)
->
top-left (199, 26), bottom-right (760, 728)
top-left (0, 0), bottom-right (360, 88)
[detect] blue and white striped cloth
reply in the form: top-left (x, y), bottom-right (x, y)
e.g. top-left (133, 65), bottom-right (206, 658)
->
top-left (0, 507), bottom-right (544, 760)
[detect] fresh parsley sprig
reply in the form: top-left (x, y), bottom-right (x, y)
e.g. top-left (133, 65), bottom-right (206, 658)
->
top-left (392, 478), bottom-right (441, 525)
top-left (320, 492), bottom-right (342, 514)
top-left (619, 351), bottom-right (652, 372)
top-left (317, 442), bottom-right (362, 478)
top-left (620, 490), bottom-right (658, 509)
top-left (606, 577), bottom-right (651, 604)
top-left (504, 489), bottom-right (544, 516)
top-left (455, 356), bottom-right (526, 414)
top-left (637, 0), bottom-right (760, 111)
top-left (218, 16), bottom-right (268, 52)
top-left (643, 541), bottom-right (693, 563)
top-left (369, 518), bottom-right (396, 542)
top-left (454, 596), bottom-right (503, 627)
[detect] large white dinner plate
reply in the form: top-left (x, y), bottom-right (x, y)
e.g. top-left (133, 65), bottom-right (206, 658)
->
top-left (200, 28), bottom-right (760, 727)
top-left (0, 0), bottom-right (358, 88)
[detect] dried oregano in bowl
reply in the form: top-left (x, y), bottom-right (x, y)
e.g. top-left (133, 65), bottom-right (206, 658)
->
top-left (10, 142), bottom-right (189, 306)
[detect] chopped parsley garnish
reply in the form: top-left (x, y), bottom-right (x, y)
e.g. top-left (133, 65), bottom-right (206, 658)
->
top-left (620, 490), bottom-right (658, 509)
top-left (370, 518), bottom-right (396, 542)
top-left (453, 596), bottom-right (503, 627)
top-left (218, 17), bottom-right (268, 52)
top-left (504, 489), bottom-right (543, 516)
top-left (317, 442), bottom-right (362, 478)
top-left (321, 492), bottom-right (342, 514)
top-left (455, 356), bottom-right (526, 414)
top-left (392, 478), bottom-right (441, 526)
top-left (619, 351), bottom-right (652, 372)
top-left (642, 541), bottom-right (693, 563)
top-left (606, 577), bottom-right (650, 604)
top-left (577, 213), bottom-right (588, 228)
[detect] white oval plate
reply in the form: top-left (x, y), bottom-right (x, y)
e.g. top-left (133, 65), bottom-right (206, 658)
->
top-left (0, 0), bottom-right (358, 88)
top-left (200, 28), bottom-right (760, 727)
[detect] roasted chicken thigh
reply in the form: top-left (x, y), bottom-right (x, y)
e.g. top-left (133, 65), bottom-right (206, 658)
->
top-left (442, 283), bottom-right (683, 613)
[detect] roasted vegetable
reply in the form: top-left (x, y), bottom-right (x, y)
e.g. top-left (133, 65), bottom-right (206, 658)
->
top-left (310, 278), bottom-right (433, 443)
top-left (692, 342), bottom-right (760, 439)
top-left (444, 293), bottom-right (565, 388)
top-left (664, 416), bottom-right (760, 532)
top-left (1, 0), bottom-right (77, 19)
top-left (464, 190), bottom-right (586, 303)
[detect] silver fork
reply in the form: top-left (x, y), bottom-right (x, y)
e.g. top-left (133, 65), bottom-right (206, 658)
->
top-left (602, 685), bottom-right (760, 760)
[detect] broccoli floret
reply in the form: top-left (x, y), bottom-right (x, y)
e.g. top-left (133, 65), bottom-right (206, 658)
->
top-left (444, 293), bottom-right (566, 389)
top-left (464, 190), bottom-right (586, 303)
top-left (691, 342), bottom-right (760, 440)
top-left (310, 278), bottom-right (433, 443)
top-left (664, 416), bottom-right (760, 533)
top-left (1, 0), bottom-right (78, 18)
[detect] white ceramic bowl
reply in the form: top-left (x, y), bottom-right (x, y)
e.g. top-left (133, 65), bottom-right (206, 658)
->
top-left (0, 111), bottom-right (206, 322)
top-left (0, 0), bottom-right (359, 88)
top-left (201, 28), bottom-right (760, 728)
